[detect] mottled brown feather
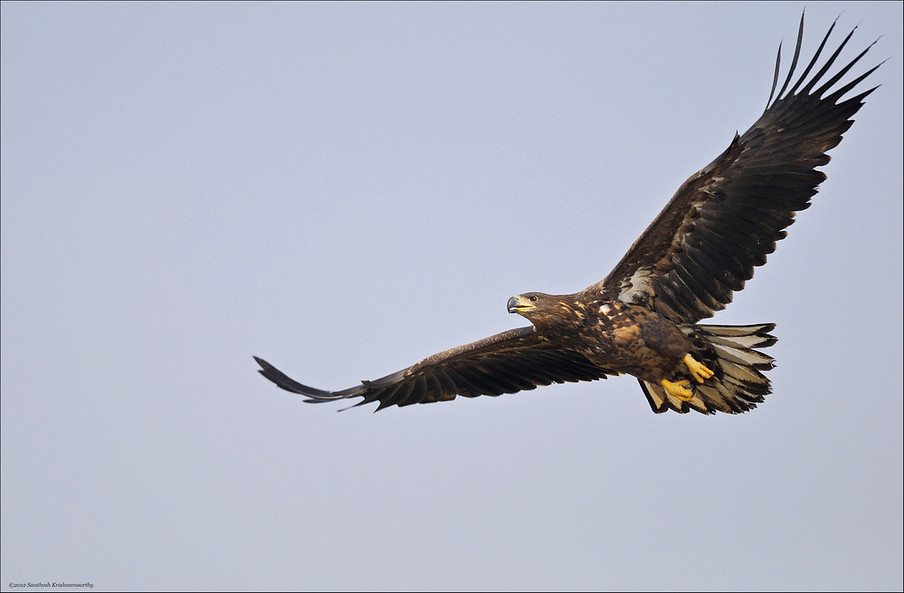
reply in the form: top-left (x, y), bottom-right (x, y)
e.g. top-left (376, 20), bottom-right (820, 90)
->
top-left (587, 15), bottom-right (880, 323)
top-left (254, 327), bottom-right (612, 409)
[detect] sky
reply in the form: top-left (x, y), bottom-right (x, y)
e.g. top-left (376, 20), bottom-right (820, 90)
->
top-left (1, 2), bottom-right (902, 591)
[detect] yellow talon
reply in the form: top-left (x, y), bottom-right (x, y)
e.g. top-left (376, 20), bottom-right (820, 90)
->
top-left (683, 353), bottom-right (714, 384)
top-left (661, 378), bottom-right (695, 401)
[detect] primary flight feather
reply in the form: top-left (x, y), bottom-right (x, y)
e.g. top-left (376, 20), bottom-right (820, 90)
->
top-left (255, 14), bottom-right (881, 414)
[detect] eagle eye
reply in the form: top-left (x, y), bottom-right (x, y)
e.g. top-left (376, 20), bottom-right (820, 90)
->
top-left (529, 295), bottom-right (539, 302)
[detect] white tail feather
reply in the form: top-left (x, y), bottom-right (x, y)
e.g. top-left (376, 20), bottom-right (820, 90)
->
top-left (640, 323), bottom-right (777, 414)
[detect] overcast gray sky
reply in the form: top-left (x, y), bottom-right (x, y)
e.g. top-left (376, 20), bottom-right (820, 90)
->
top-left (2, 2), bottom-right (902, 591)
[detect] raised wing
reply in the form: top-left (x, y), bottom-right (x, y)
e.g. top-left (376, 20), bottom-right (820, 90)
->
top-left (254, 326), bottom-right (612, 410)
top-left (587, 14), bottom-right (882, 323)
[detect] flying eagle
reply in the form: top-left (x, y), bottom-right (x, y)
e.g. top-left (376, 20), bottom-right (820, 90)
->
top-left (255, 15), bottom-right (881, 414)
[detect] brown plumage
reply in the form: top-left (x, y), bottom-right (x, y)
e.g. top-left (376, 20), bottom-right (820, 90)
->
top-left (255, 14), bottom-right (881, 414)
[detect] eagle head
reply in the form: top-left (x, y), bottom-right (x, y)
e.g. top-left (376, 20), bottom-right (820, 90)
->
top-left (507, 293), bottom-right (543, 314)
top-left (507, 292), bottom-right (574, 329)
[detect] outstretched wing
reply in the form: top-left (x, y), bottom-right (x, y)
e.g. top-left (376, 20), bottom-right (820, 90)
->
top-left (587, 14), bottom-right (882, 323)
top-left (254, 327), bottom-right (612, 410)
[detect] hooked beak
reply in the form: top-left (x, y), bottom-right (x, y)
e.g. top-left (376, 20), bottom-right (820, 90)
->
top-left (507, 295), bottom-right (533, 314)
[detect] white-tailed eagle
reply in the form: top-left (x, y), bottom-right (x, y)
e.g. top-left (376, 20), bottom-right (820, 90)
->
top-left (255, 14), bottom-right (881, 414)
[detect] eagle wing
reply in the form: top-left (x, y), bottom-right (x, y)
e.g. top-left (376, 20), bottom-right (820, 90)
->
top-left (586, 15), bottom-right (882, 323)
top-left (254, 326), bottom-right (613, 410)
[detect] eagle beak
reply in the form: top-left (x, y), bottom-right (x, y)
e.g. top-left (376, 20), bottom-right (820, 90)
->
top-left (507, 296), bottom-right (531, 314)
top-left (507, 296), bottom-right (519, 313)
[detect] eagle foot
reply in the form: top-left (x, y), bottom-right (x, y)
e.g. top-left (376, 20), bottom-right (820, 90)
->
top-left (661, 378), bottom-right (695, 402)
top-left (683, 354), bottom-right (714, 384)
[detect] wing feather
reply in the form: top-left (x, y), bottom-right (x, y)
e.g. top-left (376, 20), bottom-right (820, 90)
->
top-left (254, 326), bottom-right (613, 410)
top-left (586, 14), bottom-right (881, 323)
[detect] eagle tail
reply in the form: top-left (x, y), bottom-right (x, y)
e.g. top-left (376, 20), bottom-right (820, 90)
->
top-left (640, 323), bottom-right (777, 414)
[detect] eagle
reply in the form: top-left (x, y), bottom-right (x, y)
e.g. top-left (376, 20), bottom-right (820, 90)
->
top-left (255, 15), bottom-right (881, 414)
